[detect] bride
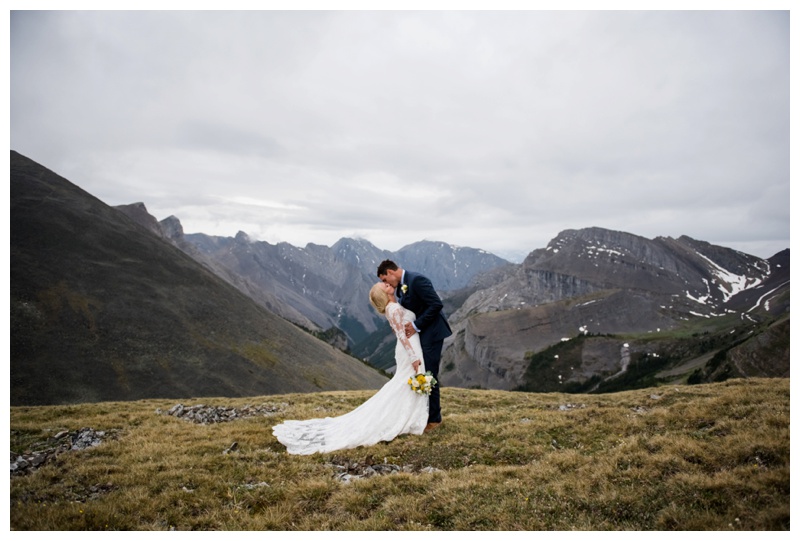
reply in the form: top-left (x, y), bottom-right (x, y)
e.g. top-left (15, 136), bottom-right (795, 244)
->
top-left (272, 282), bottom-right (429, 455)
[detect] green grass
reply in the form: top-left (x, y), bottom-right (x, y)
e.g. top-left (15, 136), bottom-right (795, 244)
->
top-left (10, 378), bottom-right (789, 530)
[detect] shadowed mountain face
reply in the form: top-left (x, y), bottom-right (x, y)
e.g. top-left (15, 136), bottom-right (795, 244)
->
top-left (10, 151), bottom-right (387, 406)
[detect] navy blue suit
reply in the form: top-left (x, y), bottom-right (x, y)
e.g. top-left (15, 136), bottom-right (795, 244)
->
top-left (396, 270), bottom-right (452, 424)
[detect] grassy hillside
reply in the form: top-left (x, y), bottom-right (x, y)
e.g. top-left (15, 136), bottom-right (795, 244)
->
top-left (10, 378), bottom-right (789, 531)
top-left (11, 150), bottom-right (387, 405)
top-left (515, 312), bottom-right (789, 395)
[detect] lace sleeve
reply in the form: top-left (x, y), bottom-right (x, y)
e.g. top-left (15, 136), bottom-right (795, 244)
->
top-left (387, 304), bottom-right (419, 363)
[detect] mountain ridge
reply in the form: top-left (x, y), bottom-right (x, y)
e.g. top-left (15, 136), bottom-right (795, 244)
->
top-left (10, 150), bottom-right (387, 406)
top-left (441, 228), bottom-right (788, 391)
top-left (145, 216), bottom-right (511, 346)
top-left (116, 201), bottom-right (789, 391)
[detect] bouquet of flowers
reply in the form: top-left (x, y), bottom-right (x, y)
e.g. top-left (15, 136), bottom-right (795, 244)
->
top-left (408, 371), bottom-right (437, 396)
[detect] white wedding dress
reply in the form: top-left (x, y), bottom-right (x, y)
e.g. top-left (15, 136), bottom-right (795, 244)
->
top-left (272, 302), bottom-right (429, 455)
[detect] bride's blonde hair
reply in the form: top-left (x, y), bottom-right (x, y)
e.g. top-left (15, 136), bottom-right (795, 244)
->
top-left (369, 282), bottom-right (390, 314)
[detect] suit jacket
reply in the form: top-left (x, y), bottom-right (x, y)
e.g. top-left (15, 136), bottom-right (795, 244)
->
top-left (397, 270), bottom-right (452, 346)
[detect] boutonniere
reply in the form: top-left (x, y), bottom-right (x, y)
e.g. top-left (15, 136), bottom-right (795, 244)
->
top-left (401, 284), bottom-right (408, 295)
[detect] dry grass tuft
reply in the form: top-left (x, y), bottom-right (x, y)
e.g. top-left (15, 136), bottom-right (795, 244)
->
top-left (10, 378), bottom-right (789, 530)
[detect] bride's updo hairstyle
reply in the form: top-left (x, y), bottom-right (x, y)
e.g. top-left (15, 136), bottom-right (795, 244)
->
top-left (369, 283), bottom-right (390, 314)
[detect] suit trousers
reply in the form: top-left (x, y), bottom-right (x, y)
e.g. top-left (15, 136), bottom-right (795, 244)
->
top-left (421, 338), bottom-right (445, 423)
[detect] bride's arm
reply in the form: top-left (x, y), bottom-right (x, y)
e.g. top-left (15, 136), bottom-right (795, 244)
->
top-left (387, 305), bottom-right (421, 370)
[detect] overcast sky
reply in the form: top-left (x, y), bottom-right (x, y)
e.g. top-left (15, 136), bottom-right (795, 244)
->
top-left (9, 8), bottom-right (791, 262)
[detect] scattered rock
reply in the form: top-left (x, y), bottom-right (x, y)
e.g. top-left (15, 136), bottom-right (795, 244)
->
top-left (71, 427), bottom-right (107, 450)
top-left (557, 403), bottom-right (587, 411)
top-left (11, 427), bottom-right (113, 476)
top-left (156, 403), bottom-right (287, 424)
top-left (88, 482), bottom-right (115, 499)
top-left (239, 481), bottom-right (270, 490)
top-left (328, 458), bottom-right (440, 483)
top-left (223, 442), bottom-right (239, 455)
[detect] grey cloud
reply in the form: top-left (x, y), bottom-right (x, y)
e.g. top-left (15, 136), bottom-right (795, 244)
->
top-left (9, 10), bottom-right (790, 261)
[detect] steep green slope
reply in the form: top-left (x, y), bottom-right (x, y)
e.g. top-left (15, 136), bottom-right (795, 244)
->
top-left (10, 151), bottom-right (387, 406)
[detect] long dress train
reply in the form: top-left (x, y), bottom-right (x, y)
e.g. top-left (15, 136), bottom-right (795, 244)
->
top-left (272, 302), bottom-right (428, 455)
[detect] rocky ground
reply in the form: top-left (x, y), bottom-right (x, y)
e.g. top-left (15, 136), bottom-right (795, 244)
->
top-left (11, 403), bottom-right (447, 485)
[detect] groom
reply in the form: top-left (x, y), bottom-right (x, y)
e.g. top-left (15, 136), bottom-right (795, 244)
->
top-left (377, 259), bottom-right (452, 432)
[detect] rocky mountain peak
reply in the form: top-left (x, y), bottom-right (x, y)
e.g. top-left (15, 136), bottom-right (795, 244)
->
top-left (519, 227), bottom-right (772, 306)
top-left (396, 240), bottom-right (510, 291)
top-left (159, 215), bottom-right (184, 240)
top-left (115, 202), bottom-right (164, 238)
top-left (331, 237), bottom-right (392, 276)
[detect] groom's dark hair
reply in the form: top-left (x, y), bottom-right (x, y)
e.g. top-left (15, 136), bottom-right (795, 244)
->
top-left (377, 259), bottom-right (398, 277)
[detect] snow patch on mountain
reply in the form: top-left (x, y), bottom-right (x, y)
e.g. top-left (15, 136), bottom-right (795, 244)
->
top-left (694, 250), bottom-right (766, 302)
top-left (747, 281), bottom-right (790, 313)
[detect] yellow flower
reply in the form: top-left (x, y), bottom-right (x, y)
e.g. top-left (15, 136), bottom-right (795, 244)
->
top-left (401, 284), bottom-right (408, 294)
top-left (409, 370), bottom-right (437, 395)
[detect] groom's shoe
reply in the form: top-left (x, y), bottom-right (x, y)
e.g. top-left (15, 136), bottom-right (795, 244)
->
top-left (424, 422), bottom-right (441, 433)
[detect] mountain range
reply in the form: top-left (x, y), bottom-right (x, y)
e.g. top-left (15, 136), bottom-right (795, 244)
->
top-left (143, 214), bottom-right (788, 391)
top-left (441, 228), bottom-right (789, 391)
top-left (10, 150), bottom-right (790, 405)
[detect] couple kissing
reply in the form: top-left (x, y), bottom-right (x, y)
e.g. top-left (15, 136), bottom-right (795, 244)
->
top-left (272, 259), bottom-right (452, 455)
